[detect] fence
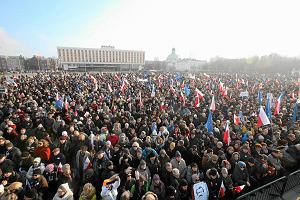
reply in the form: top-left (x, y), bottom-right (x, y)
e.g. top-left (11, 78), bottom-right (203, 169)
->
top-left (236, 169), bottom-right (300, 200)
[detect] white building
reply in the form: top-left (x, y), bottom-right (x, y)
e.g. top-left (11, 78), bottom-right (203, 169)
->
top-left (57, 46), bottom-right (145, 71)
top-left (6, 56), bottom-right (24, 71)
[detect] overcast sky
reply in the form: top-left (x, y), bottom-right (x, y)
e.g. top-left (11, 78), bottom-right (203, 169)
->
top-left (1, 0), bottom-right (300, 61)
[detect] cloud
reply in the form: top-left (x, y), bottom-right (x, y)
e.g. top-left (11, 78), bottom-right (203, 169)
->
top-left (0, 27), bottom-right (31, 56)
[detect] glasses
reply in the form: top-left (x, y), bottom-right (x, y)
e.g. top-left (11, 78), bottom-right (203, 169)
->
top-left (132, 146), bottom-right (138, 148)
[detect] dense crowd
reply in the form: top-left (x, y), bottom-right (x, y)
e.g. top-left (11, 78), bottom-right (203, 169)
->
top-left (0, 71), bottom-right (299, 200)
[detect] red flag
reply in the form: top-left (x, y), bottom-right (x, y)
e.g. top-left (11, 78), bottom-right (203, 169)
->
top-left (234, 114), bottom-right (241, 125)
top-left (139, 91), bottom-right (143, 107)
top-left (257, 106), bottom-right (271, 127)
top-left (160, 102), bottom-right (167, 111)
top-left (223, 122), bottom-right (230, 145)
top-left (222, 87), bottom-right (228, 97)
top-left (219, 81), bottom-right (224, 92)
top-left (234, 185), bottom-right (245, 193)
top-left (218, 181), bottom-right (226, 198)
top-left (274, 94), bottom-right (283, 116)
top-left (195, 88), bottom-right (204, 99)
top-left (64, 98), bottom-right (69, 110)
top-left (194, 94), bottom-right (200, 108)
top-left (180, 80), bottom-right (185, 89)
top-left (83, 157), bottom-right (92, 171)
top-left (170, 80), bottom-right (175, 94)
top-left (108, 83), bottom-right (113, 93)
top-left (179, 91), bottom-right (185, 105)
top-left (89, 75), bottom-right (97, 85)
top-left (203, 73), bottom-right (210, 79)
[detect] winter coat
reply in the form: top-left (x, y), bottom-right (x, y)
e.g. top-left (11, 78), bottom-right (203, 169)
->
top-left (170, 158), bottom-right (187, 178)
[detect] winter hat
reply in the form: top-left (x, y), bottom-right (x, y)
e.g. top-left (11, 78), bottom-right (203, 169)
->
top-left (180, 179), bottom-right (188, 186)
top-left (63, 164), bottom-right (71, 173)
top-left (24, 189), bottom-right (37, 199)
top-left (172, 168), bottom-right (180, 176)
top-left (106, 140), bottom-right (111, 145)
top-left (175, 150), bottom-right (181, 157)
top-left (238, 161), bottom-right (246, 168)
top-left (33, 157), bottom-right (41, 164)
top-left (62, 131), bottom-right (68, 137)
top-left (148, 151), bottom-right (156, 158)
top-left (166, 186), bottom-right (176, 197)
top-left (3, 165), bottom-right (14, 173)
top-left (45, 164), bottom-right (55, 173)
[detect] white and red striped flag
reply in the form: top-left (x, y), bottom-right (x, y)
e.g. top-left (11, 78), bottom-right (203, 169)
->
top-left (64, 98), bottom-right (69, 110)
top-left (83, 157), bottom-right (92, 171)
top-left (218, 181), bottom-right (226, 198)
top-left (257, 106), bottom-right (271, 127)
top-left (234, 185), bottom-right (245, 193)
top-left (195, 88), bottom-right (204, 99)
top-left (108, 83), bottom-right (113, 93)
top-left (234, 114), bottom-right (241, 125)
top-left (223, 122), bottom-right (230, 146)
top-left (210, 96), bottom-right (216, 112)
top-left (274, 94), bottom-right (283, 116)
top-left (139, 91), bottom-right (143, 107)
top-left (57, 162), bottom-right (63, 173)
top-left (121, 80), bottom-right (126, 94)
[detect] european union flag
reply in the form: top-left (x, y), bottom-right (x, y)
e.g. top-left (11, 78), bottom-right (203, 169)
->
top-left (265, 96), bottom-right (272, 119)
top-left (204, 111), bottom-right (213, 133)
top-left (258, 90), bottom-right (263, 105)
top-left (293, 102), bottom-right (298, 123)
top-left (184, 84), bottom-right (190, 96)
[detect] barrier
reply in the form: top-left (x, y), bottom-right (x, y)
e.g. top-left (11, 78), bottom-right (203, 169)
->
top-left (236, 169), bottom-right (300, 200)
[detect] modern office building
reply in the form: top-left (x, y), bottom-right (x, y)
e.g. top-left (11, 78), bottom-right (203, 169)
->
top-left (57, 46), bottom-right (145, 71)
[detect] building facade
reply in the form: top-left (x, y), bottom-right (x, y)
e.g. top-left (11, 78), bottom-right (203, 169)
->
top-left (0, 56), bottom-right (7, 71)
top-left (57, 46), bottom-right (145, 71)
top-left (6, 56), bottom-right (25, 71)
top-left (24, 56), bottom-right (57, 71)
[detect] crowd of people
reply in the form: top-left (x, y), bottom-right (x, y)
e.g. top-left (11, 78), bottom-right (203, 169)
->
top-left (0, 71), bottom-right (299, 200)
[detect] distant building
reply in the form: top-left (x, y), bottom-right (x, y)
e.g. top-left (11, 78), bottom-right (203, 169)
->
top-left (0, 56), bottom-right (7, 71)
top-left (57, 46), bottom-right (145, 71)
top-left (6, 56), bottom-right (25, 71)
top-left (165, 48), bottom-right (206, 71)
top-left (24, 56), bottom-right (57, 71)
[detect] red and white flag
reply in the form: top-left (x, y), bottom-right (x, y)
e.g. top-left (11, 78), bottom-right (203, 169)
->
top-left (223, 122), bottom-right (230, 146)
top-left (218, 181), bottom-right (226, 198)
top-left (139, 91), bottom-right (143, 107)
top-left (203, 73), bottom-right (210, 79)
top-left (219, 81), bottom-right (224, 92)
top-left (64, 98), bottom-right (69, 110)
top-left (222, 87), bottom-right (228, 97)
top-left (210, 96), bottom-right (216, 111)
top-left (274, 94), bottom-right (283, 116)
top-left (108, 83), bottom-right (113, 93)
top-left (194, 94), bottom-right (200, 108)
top-left (234, 185), bottom-right (245, 193)
top-left (121, 80), bottom-right (126, 94)
top-left (57, 162), bottom-right (63, 173)
top-left (160, 102), bottom-right (167, 111)
top-left (170, 80), bottom-right (175, 94)
top-left (89, 75), bottom-right (97, 85)
top-left (195, 88), bottom-right (204, 99)
top-left (257, 106), bottom-right (271, 127)
top-left (179, 91), bottom-right (185, 105)
top-left (234, 114), bottom-right (241, 125)
top-left (83, 157), bottom-right (92, 171)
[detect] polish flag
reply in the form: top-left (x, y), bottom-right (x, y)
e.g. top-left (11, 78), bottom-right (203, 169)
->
top-left (160, 102), bottom-right (167, 111)
top-left (64, 98), bottom-right (69, 110)
top-left (195, 88), bottom-right (204, 99)
top-left (222, 87), bottom-right (228, 97)
top-left (210, 96), bottom-right (216, 112)
top-left (179, 91), bottom-right (185, 105)
top-left (121, 81), bottom-right (126, 94)
top-left (274, 94), bottom-right (283, 116)
top-left (234, 185), bottom-right (245, 193)
top-left (194, 94), bottom-right (200, 108)
top-left (257, 106), bottom-right (271, 127)
top-left (218, 181), bottom-right (226, 198)
top-left (139, 91), bottom-right (143, 107)
top-left (223, 122), bottom-right (230, 145)
top-left (57, 162), bottom-right (63, 173)
top-left (108, 83), bottom-right (113, 93)
top-left (203, 73), bottom-right (210, 79)
top-left (89, 75), bottom-right (97, 85)
top-left (170, 80), bottom-right (175, 94)
top-left (114, 74), bottom-right (120, 81)
top-left (83, 157), bottom-right (92, 171)
top-left (219, 81), bottom-right (224, 92)
top-left (234, 114), bottom-right (241, 125)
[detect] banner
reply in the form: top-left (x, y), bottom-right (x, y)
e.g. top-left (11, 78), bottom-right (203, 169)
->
top-left (193, 181), bottom-right (209, 200)
top-left (239, 91), bottom-right (249, 97)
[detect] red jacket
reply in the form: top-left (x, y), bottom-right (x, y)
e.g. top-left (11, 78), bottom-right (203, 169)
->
top-left (107, 134), bottom-right (119, 146)
top-left (34, 147), bottom-right (51, 161)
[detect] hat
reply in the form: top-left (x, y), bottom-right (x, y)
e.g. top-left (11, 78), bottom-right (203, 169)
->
top-left (148, 151), bottom-right (156, 158)
top-left (238, 161), bottom-right (246, 168)
top-left (62, 131), bottom-right (68, 137)
top-left (45, 164), bottom-right (55, 173)
top-left (63, 164), bottom-right (71, 174)
top-left (180, 179), bottom-right (188, 186)
top-left (172, 168), bottom-right (180, 176)
top-left (166, 186), bottom-right (176, 197)
top-left (33, 168), bottom-right (42, 175)
top-left (33, 157), bottom-right (41, 164)
top-left (106, 140), bottom-right (111, 145)
top-left (175, 151), bottom-right (181, 157)
top-left (3, 165), bottom-right (13, 173)
top-left (153, 174), bottom-right (160, 181)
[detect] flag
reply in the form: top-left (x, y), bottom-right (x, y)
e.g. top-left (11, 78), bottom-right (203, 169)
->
top-left (90, 133), bottom-right (95, 150)
top-left (219, 81), bottom-right (224, 92)
top-left (257, 106), bottom-right (271, 127)
top-left (222, 87), bottom-right (228, 97)
top-left (83, 157), bottom-right (92, 171)
top-left (121, 80), bottom-right (126, 94)
top-left (179, 91), bottom-right (186, 105)
top-left (274, 93), bottom-right (284, 115)
top-left (181, 80), bottom-right (185, 89)
top-left (64, 98), bottom-right (69, 110)
top-left (160, 102), bottom-right (167, 111)
top-left (57, 162), bottom-right (63, 173)
top-left (184, 84), bottom-right (190, 96)
top-left (234, 114), bottom-right (241, 125)
top-left (151, 84), bottom-right (156, 97)
top-left (258, 90), bottom-right (263, 105)
top-left (139, 91), bottom-right (143, 107)
top-left (194, 94), bottom-right (200, 108)
top-left (203, 73), bottom-right (210, 79)
top-left (55, 93), bottom-right (63, 109)
top-left (234, 185), bottom-right (245, 193)
top-left (239, 111), bottom-right (245, 124)
top-left (218, 181), bottom-right (226, 198)
top-left (293, 102), bottom-right (298, 123)
top-left (195, 88), bottom-right (204, 99)
top-left (108, 83), bottom-right (113, 93)
top-left (265, 95), bottom-right (272, 119)
top-left (223, 122), bottom-right (230, 145)
top-left (170, 80), bottom-right (175, 94)
top-left (210, 96), bottom-right (216, 112)
top-left (205, 111), bottom-right (213, 133)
